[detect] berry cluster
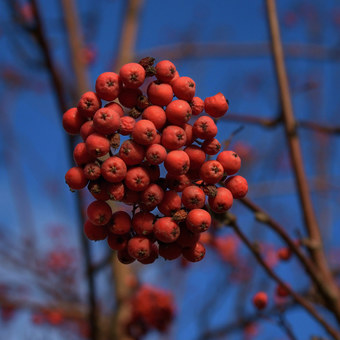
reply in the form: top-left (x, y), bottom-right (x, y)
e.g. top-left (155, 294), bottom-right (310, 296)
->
top-left (126, 285), bottom-right (174, 337)
top-left (62, 57), bottom-right (248, 264)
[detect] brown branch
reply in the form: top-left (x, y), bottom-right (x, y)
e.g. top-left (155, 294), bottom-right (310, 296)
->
top-left (228, 219), bottom-right (340, 340)
top-left (30, 1), bottom-right (98, 339)
top-left (265, 0), bottom-right (340, 321)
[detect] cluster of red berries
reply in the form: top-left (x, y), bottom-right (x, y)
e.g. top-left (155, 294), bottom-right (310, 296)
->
top-left (62, 57), bottom-right (248, 264)
top-left (253, 284), bottom-right (290, 310)
top-left (126, 285), bottom-right (174, 337)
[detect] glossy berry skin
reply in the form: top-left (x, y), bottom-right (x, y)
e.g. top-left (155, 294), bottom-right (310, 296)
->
top-left (164, 150), bottom-right (190, 176)
top-left (224, 175), bottom-right (248, 199)
top-left (165, 100), bottom-right (192, 125)
top-left (172, 76), bottom-right (196, 101)
top-left (155, 60), bottom-right (177, 83)
top-left (85, 133), bottom-right (110, 158)
top-left (119, 63), bottom-right (146, 89)
top-left (101, 156), bottom-right (127, 183)
top-left (65, 167), bottom-right (88, 190)
top-left (80, 120), bottom-right (95, 141)
top-left (77, 91), bottom-right (102, 119)
top-left (161, 125), bottom-right (187, 150)
top-left (142, 106), bottom-right (167, 130)
top-left (87, 200), bottom-right (112, 226)
top-left (186, 209), bottom-right (211, 233)
top-left (182, 242), bottom-right (206, 262)
top-left (184, 145), bottom-right (206, 169)
top-left (140, 183), bottom-right (164, 211)
top-left (190, 97), bottom-right (204, 116)
top-left (200, 160), bottom-right (224, 184)
top-left (84, 220), bottom-right (108, 241)
top-left (193, 116), bottom-right (218, 140)
top-left (95, 72), bottom-right (121, 101)
top-left (125, 167), bottom-right (150, 192)
top-left (132, 212), bottom-right (155, 235)
top-left (217, 150), bottom-right (241, 175)
top-left (146, 144), bottom-right (167, 165)
top-left (132, 119), bottom-right (157, 145)
top-left (127, 236), bottom-right (152, 260)
top-left (84, 163), bottom-right (101, 181)
top-left (181, 186), bottom-right (206, 210)
top-left (204, 92), bottom-right (229, 118)
top-left (154, 217), bottom-right (180, 243)
top-left (147, 81), bottom-right (173, 107)
top-left (253, 292), bottom-right (268, 310)
top-left (62, 108), bottom-right (85, 135)
top-left (158, 190), bottom-right (182, 216)
top-left (208, 187), bottom-right (233, 213)
top-left (73, 142), bottom-right (96, 166)
top-left (109, 211), bottom-right (132, 235)
top-left (93, 108), bottom-right (121, 135)
top-left (119, 140), bottom-right (145, 166)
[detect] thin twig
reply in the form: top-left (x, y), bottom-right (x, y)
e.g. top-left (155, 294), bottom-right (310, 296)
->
top-left (265, 0), bottom-right (340, 321)
top-left (277, 313), bottom-right (298, 340)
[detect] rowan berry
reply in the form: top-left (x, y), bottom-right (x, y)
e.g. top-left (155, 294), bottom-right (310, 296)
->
top-left (77, 91), bottom-right (101, 119)
top-left (277, 247), bottom-right (292, 261)
top-left (85, 133), bottom-right (110, 157)
top-left (132, 212), bottom-right (155, 235)
top-left (154, 217), bottom-right (180, 243)
top-left (139, 243), bottom-right (159, 264)
top-left (73, 142), bottom-right (96, 166)
top-left (200, 160), bottom-right (224, 184)
top-left (184, 145), bottom-right (206, 169)
top-left (204, 92), bottom-right (229, 118)
top-left (190, 96), bottom-right (204, 116)
top-left (95, 72), bottom-right (121, 101)
top-left (125, 166), bottom-right (150, 192)
top-left (276, 284), bottom-right (290, 298)
top-left (141, 163), bottom-right (160, 183)
top-left (106, 182), bottom-right (125, 201)
top-left (93, 107), bottom-right (120, 135)
top-left (88, 179), bottom-right (110, 201)
top-left (122, 188), bottom-right (140, 205)
top-left (119, 116), bottom-right (135, 135)
top-left (182, 242), bottom-right (206, 262)
top-left (104, 101), bottom-right (124, 117)
top-left (147, 81), bottom-right (173, 107)
top-left (62, 108), bottom-right (85, 135)
top-left (176, 225), bottom-right (200, 248)
top-left (109, 211), bottom-right (132, 235)
top-left (117, 248), bottom-right (135, 264)
top-left (145, 144), bottom-right (167, 165)
top-left (155, 60), bottom-right (177, 83)
top-left (80, 120), bottom-right (95, 141)
top-left (161, 125), bottom-right (187, 150)
top-left (132, 119), bottom-right (157, 145)
top-left (119, 63), bottom-right (146, 89)
top-left (172, 76), bottom-right (196, 101)
top-left (159, 242), bottom-right (182, 260)
top-left (164, 150), bottom-right (190, 176)
top-left (224, 175), bottom-right (248, 199)
top-left (186, 209), bottom-right (211, 233)
top-left (83, 163), bottom-right (101, 181)
top-left (253, 292), bottom-right (268, 310)
top-left (165, 99), bottom-right (192, 125)
top-left (140, 183), bottom-right (164, 210)
top-left (118, 88), bottom-right (142, 108)
top-left (127, 236), bottom-right (152, 260)
top-left (208, 187), bottom-right (233, 213)
top-left (183, 123), bottom-right (194, 146)
top-left (201, 138), bottom-right (221, 155)
top-left (84, 220), bottom-right (108, 241)
top-left (87, 200), bottom-right (112, 226)
top-left (119, 140), bottom-right (145, 166)
top-left (181, 186), bottom-right (206, 210)
top-left (101, 156), bottom-right (127, 183)
top-left (193, 116), bottom-right (218, 140)
top-left (157, 190), bottom-right (181, 216)
top-left (107, 233), bottom-right (129, 251)
top-left (65, 166), bottom-right (88, 190)
top-left (165, 173), bottom-right (190, 192)
top-left (217, 151), bottom-right (241, 175)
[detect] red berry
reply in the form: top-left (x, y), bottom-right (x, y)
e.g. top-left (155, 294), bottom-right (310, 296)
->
top-left (93, 107), bottom-right (121, 135)
top-left (140, 184), bottom-right (164, 211)
top-left (154, 217), bottom-right (180, 243)
top-left (109, 211), bottom-right (131, 235)
top-left (184, 145), bottom-right (206, 169)
top-left (132, 119), bottom-right (157, 145)
top-left (155, 60), bottom-right (177, 83)
top-left (183, 123), bottom-right (194, 146)
top-left (87, 200), bottom-right (112, 226)
top-left (104, 102), bottom-right (124, 117)
top-left (217, 151), bottom-right (241, 175)
top-left (158, 190), bottom-right (182, 216)
top-left (253, 292), bottom-right (268, 310)
top-left (80, 120), bottom-right (95, 141)
top-left (193, 116), bottom-right (218, 140)
top-left (119, 116), bottom-right (135, 135)
top-left (190, 97), bottom-right (204, 116)
top-left (84, 220), bottom-right (108, 241)
top-left (164, 150), bottom-right (190, 176)
top-left (208, 187), bottom-right (233, 213)
top-left (95, 72), bottom-right (121, 101)
top-left (204, 92), bottom-right (229, 118)
top-left (276, 284), bottom-right (290, 298)
top-left (119, 63), bottom-right (146, 89)
top-left (159, 243), bottom-right (182, 260)
top-left (138, 243), bottom-right (159, 264)
top-left (119, 140), bottom-right (145, 166)
top-left (142, 106), bottom-right (167, 130)
top-left (127, 236), bottom-right (152, 260)
top-left (146, 144), bottom-right (167, 165)
top-left (77, 91), bottom-right (102, 119)
top-left (73, 142), bottom-right (96, 166)
top-left (161, 125), bottom-right (187, 150)
top-left (101, 156), bottom-right (127, 183)
top-left (85, 133), bottom-right (110, 157)
top-left (182, 242), bottom-right (206, 262)
top-left (84, 163), bottom-right (101, 180)
top-left (107, 233), bottom-right (129, 251)
top-left (165, 173), bottom-right (190, 192)
top-left (106, 182), bottom-right (125, 201)
top-left (125, 167), bottom-right (150, 192)
top-left (181, 186), bottom-right (206, 210)
top-left (224, 175), bottom-right (248, 199)
top-left (147, 81), bottom-right (173, 106)
top-left (176, 225), bottom-right (200, 248)
top-left (88, 179), bottom-right (110, 201)
top-left (132, 212), bottom-right (155, 236)
top-left (165, 99), bottom-right (192, 125)
top-left (172, 76), bottom-right (196, 101)
top-left (201, 138), bottom-right (221, 155)
top-left (118, 88), bottom-right (142, 108)
top-left (117, 248), bottom-right (135, 264)
top-left (277, 247), bottom-right (292, 261)
top-left (200, 160), bottom-right (224, 184)
top-left (62, 108), bottom-right (85, 135)
top-left (122, 187), bottom-right (140, 205)
top-left (65, 166), bottom-right (88, 190)
top-left (186, 209), bottom-right (211, 233)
